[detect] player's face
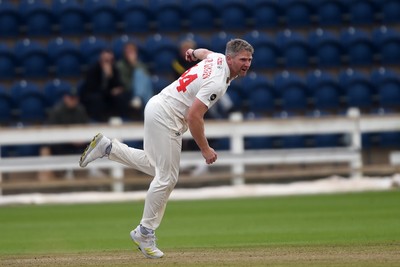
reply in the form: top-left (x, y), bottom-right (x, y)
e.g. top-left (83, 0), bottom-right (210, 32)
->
top-left (228, 50), bottom-right (252, 78)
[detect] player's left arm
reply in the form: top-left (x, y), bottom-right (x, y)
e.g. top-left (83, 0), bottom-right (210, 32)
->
top-left (186, 48), bottom-right (213, 62)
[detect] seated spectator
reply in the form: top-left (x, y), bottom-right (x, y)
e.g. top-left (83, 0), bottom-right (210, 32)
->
top-left (117, 42), bottom-right (154, 121)
top-left (39, 87), bottom-right (90, 180)
top-left (80, 49), bottom-right (130, 122)
top-left (172, 38), bottom-right (197, 79)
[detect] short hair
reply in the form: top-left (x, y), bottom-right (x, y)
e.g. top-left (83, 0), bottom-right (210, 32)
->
top-left (225, 39), bottom-right (254, 57)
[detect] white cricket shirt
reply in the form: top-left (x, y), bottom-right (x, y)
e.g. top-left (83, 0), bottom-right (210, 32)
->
top-left (159, 52), bottom-right (232, 119)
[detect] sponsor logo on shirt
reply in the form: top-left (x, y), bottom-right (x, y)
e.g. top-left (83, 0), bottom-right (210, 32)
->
top-left (209, 94), bottom-right (217, 101)
top-left (202, 58), bottom-right (213, 79)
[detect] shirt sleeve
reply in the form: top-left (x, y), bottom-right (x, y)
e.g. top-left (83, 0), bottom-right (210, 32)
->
top-left (195, 80), bottom-right (224, 109)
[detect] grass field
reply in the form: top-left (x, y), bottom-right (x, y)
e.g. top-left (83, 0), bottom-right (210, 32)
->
top-left (1, 190), bottom-right (399, 266)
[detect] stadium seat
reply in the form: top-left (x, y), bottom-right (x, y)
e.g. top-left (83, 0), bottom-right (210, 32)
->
top-left (373, 26), bottom-right (400, 65)
top-left (346, 0), bottom-right (377, 25)
top-left (314, 0), bottom-right (345, 26)
top-left (341, 28), bottom-right (375, 66)
top-left (277, 30), bottom-right (311, 68)
top-left (145, 34), bottom-right (178, 74)
top-left (218, 0), bottom-right (250, 30)
top-left (11, 80), bottom-right (47, 123)
top-left (43, 79), bottom-right (72, 107)
top-left (186, 0), bottom-right (218, 31)
top-left (0, 44), bottom-right (17, 79)
top-left (152, 0), bottom-right (183, 32)
top-left (371, 68), bottom-right (400, 111)
top-left (0, 1), bottom-right (21, 37)
top-left (244, 30), bottom-right (280, 70)
top-left (242, 72), bottom-right (275, 115)
top-left (339, 69), bottom-right (374, 111)
top-left (250, 0), bottom-right (281, 28)
top-left (19, 0), bottom-right (54, 36)
top-left (151, 75), bottom-right (170, 95)
top-left (15, 39), bottom-right (49, 78)
top-left (280, 0), bottom-right (314, 27)
top-left (48, 37), bottom-right (82, 77)
top-left (52, 0), bottom-right (86, 35)
top-left (226, 86), bottom-right (244, 112)
top-left (80, 36), bottom-right (109, 65)
top-left (0, 85), bottom-right (14, 125)
top-left (116, 0), bottom-right (152, 33)
top-left (274, 71), bottom-right (308, 113)
top-left (210, 31), bottom-right (235, 54)
top-left (307, 70), bottom-right (342, 112)
top-left (381, 0), bottom-right (400, 24)
top-left (84, 0), bottom-right (118, 35)
top-left (309, 28), bottom-right (343, 68)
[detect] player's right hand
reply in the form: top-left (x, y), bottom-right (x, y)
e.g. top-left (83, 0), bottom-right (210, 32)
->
top-left (202, 147), bottom-right (217, 165)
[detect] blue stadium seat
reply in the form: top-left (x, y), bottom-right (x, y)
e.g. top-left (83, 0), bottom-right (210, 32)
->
top-left (314, 0), bottom-right (345, 26)
top-left (186, 0), bottom-right (218, 31)
top-left (0, 1), bottom-right (21, 37)
top-left (280, 0), bottom-right (314, 27)
top-left (80, 36), bottom-right (109, 65)
top-left (19, 0), bottom-right (54, 36)
top-left (226, 87), bottom-right (244, 112)
top-left (15, 39), bottom-right (49, 78)
top-left (373, 27), bottom-right (400, 65)
top-left (210, 31), bottom-right (235, 54)
top-left (274, 71), bottom-right (308, 113)
top-left (371, 68), bottom-right (400, 111)
top-left (307, 70), bottom-right (341, 112)
top-left (145, 34), bottom-right (178, 74)
top-left (346, 0), bottom-right (377, 25)
top-left (341, 28), bottom-right (375, 66)
top-left (152, 0), bottom-right (183, 32)
top-left (0, 44), bottom-right (17, 79)
top-left (43, 79), bottom-right (72, 107)
top-left (116, 0), bottom-right (152, 33)
top-left (48, 37), bottom-right (82, 77)
top-left (178, 33), bottom-right (210, 50)
top-left (309, 29), bottom-right (343, 68)
top-left (244, 30), bottom-right (280, 70)
top-left (11, 80), bottom-right (47, 123)
top-left (0, 85), bottom-right (14, 125)
top-left (52, 0), bottom-right (86, 35)
top-left (250, 0), bottom-right (281, 28)
top-left (242, 72), bottom-right (275, 115)
top-left (381, 0), bottom-right (400, 24)
top-left (277, 30), bottom-right (311, 68)
top-left (84, 0), bottom-right (118, 35)
top-left (151, 75), bottom-right (170, 95)
top-left (218, 0), bottom-right (250, 30)
top-left (339, 69), bottom-right (374, 111)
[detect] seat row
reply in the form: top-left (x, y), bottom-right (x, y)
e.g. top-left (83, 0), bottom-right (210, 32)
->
top-left (1, 66), bottom-right (399, 125)
top-left (228, 67), bottom-right (400, 115)
top-left (1, 26), bottom-right (399, 80)
top-left (1, 0), bottom-right (399, 37)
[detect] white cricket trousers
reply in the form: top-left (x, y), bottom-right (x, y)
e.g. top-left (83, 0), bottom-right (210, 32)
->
top-left (108, 94), bottom-right (185, 230)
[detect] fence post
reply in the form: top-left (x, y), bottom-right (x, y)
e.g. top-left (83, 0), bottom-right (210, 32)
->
top-left (347, 108), bottom-right (363, 179)
top-left (229, 112), bottom-right (245, 185)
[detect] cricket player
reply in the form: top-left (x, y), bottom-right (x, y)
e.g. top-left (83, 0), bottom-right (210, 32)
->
top-left (79, 39), bottom-right (254, 258)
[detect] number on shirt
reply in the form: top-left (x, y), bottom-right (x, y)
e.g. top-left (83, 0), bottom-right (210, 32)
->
top-left (177, 70), bottom-right (198, 92)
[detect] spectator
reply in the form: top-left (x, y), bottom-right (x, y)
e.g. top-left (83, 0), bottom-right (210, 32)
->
top-left (39, 87), bottom-right (90, 180)
top-left (80, 49), bottom-right (129, 122)
top-left (117, 42), bottom-right (154, 120)
top-left (172, 38), bottom-right (197, 79)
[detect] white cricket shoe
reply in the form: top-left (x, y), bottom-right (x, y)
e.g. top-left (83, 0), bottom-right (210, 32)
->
top-left (79, 133), bottom-right (110, 168)
top-left (130, 226), bottom-right (164, 259)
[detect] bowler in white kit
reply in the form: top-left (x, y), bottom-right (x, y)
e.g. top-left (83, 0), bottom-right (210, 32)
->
top-left (79, 39), bottom-right (254, 259)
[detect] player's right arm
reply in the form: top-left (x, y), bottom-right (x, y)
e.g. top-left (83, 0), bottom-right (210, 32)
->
top-left (186, 98), bottom-right (218, 165)
top-left (186, 48), bottom-right (213, 62)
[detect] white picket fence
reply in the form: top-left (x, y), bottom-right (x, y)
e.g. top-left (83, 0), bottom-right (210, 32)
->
top-left (1, 109), bottom-right (400, 194)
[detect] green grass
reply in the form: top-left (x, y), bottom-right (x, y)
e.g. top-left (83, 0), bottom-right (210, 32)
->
top-left (0, 190), bottom-right (399, 256)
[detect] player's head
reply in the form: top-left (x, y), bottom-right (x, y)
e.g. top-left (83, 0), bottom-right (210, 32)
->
top-left (225, 39), bottom-right (254, 78)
